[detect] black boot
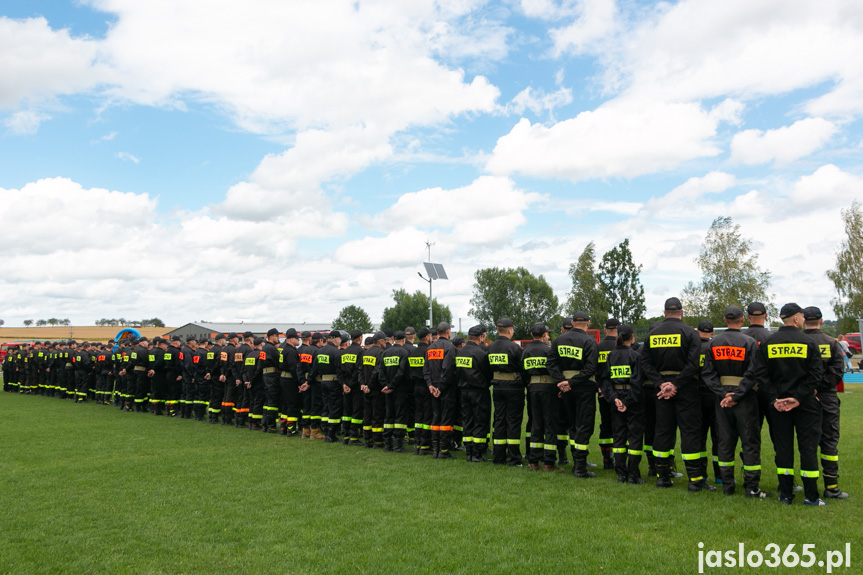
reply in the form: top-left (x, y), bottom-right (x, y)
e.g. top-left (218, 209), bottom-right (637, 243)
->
top-left (614, 452), bottom-right (627, 480)
top-left (393, 437), bottom-right (405, 453)
top-left (656, 464), bottom-right (674, 488)
top-left (602, 446), bottom-right (614, 470)
top-left (432, 439), bottom-right (441, 458)
top-left (628, 454), bottom-right (645, 484)
top-left (573, 451), bottom-right (596, 478)
top-left (383, 434), bottom-right (393, 452)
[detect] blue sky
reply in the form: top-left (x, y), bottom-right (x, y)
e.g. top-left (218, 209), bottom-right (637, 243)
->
top-left (1, 0), bottom-right (862, 328)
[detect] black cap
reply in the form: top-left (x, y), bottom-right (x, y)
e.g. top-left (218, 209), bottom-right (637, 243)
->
top-left (780, 302), bottom-right (803, 319)
top-left (253, 337), bottom-right (264, 346)
top-left (384, 329), bottom-right (394, 338)
top-left (605, 318), bottom-right (620, 329)
top-left (186, 337), bottom-right (197, 343)
top-left (284, 328), bottom-right (300, 339)
top-left (572, 311), bottom-right (590, 322)
top-left (301, 331), bottom-right (312, 338)
top-left (364, 337), bottom-right (373, 345)
top-left (664, 297), bottom-right (682, 311)
top-left (724, 305), bottom-right (744, 320)
top-left (227, 332), bottom-right (239, 340)
top-left (215, 333), bottom-right (227, 341)
top-left (328, 331), bottom-right (341, 340)
top-left (242, 331), bottom-right (254, 339)
top-left (139, 337), bottom-right (149, 343)
top-left (404, 327), bottom-right (416, 336)
top-left (648, 321), bottom-right (661, 333)
top-left (803, 306), bottom-right (823, 321)
top-left (393, 330), bottom-right (406, 340)
top-left (530, 322), bottom-right (548, 336)
top-left (495, 318), bottom-right (515, 329)
top-left (468, 324), bottom-right (486, 337)
top-left (746, 302), bottom-right (767, 316)
top-left (267, 328), bottom-right (280, 337)
top-left (372, 331), bottom-right (386, 342)
top-left (417, 327), bottom-right (431, 339)
top-left (436, 322), bottom-right (451, 333)
top-left (171, 335), bottom-right (182, 342)
top-left (562, 317), bottom-right (573, 329)
top-left (696, 320), bottom-right (714, 333)
top-left (311, 332), bottom-right (324, 341)
top-left (451, 336), bottom-right (465, 346)
top-left (618, 324), bottom-right (634, 339)
top-left (350, 329), bottom-right (363, 340)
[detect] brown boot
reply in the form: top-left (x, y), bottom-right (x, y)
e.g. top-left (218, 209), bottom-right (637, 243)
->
top-left (310, 427), bottom-right (325, 440)
top-left (301, 427), bottom-right (311, 439)
top-left (542, 465), bottom-right (565, 473)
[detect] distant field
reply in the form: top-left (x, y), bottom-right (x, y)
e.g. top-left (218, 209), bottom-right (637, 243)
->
top-left (1, 385), bottom-right (860, 574)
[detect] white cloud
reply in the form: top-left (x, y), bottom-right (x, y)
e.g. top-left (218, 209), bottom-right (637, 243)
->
top-left (786, 164), bottom-right (863, 210)
top-left (549, 0), bottom-right (617, 56)
top-left (730, 118), bottom-right (837, 165)
top-left (3, 109), bottom-right (51, 135)
top-left (506, 85), bottom-right (573, 118)
top-left (115, 151), bottom-right (139, 163)
top-left (641, 171), bottom-right (737, 216)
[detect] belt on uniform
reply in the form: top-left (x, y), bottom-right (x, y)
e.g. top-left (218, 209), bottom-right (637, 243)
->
top-left (492, 372), bottom-right (517, 381)
top-left (720, 375), bottom-right (743, 387)
top-left (529, 375), bottom-right (554, 384)
top-left (133, 366), bottom-right (146, 372)
top-left (562, 370), bottom-right (580, 379)
top-left (613, 384), bottom-right (631, 390)
top-left (280, 371), bottom-right (294, 378)
top-left (65, 363), bottom-right (73, 368)
top-left (660, 370), bottom-right (681, 376)
top-left (262, 367), bottom-right (277, 374)
top-left (318, 374), bottom-right (338, 382)
top-left (643, 380), bottom-right (654, 387)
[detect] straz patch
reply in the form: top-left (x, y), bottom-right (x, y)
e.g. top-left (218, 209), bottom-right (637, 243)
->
top-left (299, 353), bottom-right (313, 364)
top-left (598, 351), bottom-right (609, 363)
top-left (245, 357), bottom-right (256, 365)
top-left (363, 355), bottom-right (377, 366)
top-left (455, 357), bottom-right (473, 368)
top-left (557, 345), bottom-right (583, 359)
top-left (819, 344), bottom-right (831, 359)
top-left (220, 352), bottom-right (228, 361)
top-left (488, 354), bottom-right (508, 366)
top-left (342, 353), bottom-right (357, 364)
top-left (408, 357), bottom-right (424, 368)
top-left (383, 356), bottom-right (400, 367)
top-left (649, 334), bottom-right (681, 348)
top-left (712, 346), bottom-right (746, 361)
top-left (317, 354), bottom-right (330, 364)
top-left (427, 348), bottom-right (444, 360)
top-left (610, 365), bottom-right (632, 379)
top-left (524, 357), bottom-right (546, 370)
top-left (767, 343), bottom-right (807, 359)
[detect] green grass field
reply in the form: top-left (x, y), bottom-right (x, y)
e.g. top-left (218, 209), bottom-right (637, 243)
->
top-left (1, 386), bottom-right (861, 575)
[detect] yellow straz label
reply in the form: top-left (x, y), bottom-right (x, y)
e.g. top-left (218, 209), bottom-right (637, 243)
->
top-left (363, 356), bottom-right (377, 366)
top-left (767, 343), bottom-right (807, 359)
top-left (610, 365), bottom-right (632, 379)
top-left (699, 354), bottom-right (704, 367)
top-left (598, 351), bottom-right (609, 363)
top-left (149, 355), bottom-right (155, 362)
top-left (557, 345), bottom-right (582, 359)
top-left (317, 355), bottom-right (330, 364)
top-left (164, 354), bottom-right (172, 360)
top-left (342, 353), bottom-right (357, 364)
top-left (455, 357), bottom-right (473, 368)
top-left (488, 354), bottom-right (508, 365)
top-left (408, 357), bottom-right (424, 368)
top-left (383, 356), bottom-right (400, 367)
top-left (524, 357), bottom-right (546, 370)
top-left (207, 352), bottom-right (215, 360)
top-left (245, 357), bottom-right (256, 365)
top-left (819, 344), bottom-right (831, 359)
top-left (650, 334), bottom-right (681, 348)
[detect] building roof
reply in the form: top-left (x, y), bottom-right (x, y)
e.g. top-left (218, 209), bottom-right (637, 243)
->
top-left (165, 322), bottom-right (334, 336)
top-left (0, 326), bottom-right (176, 343)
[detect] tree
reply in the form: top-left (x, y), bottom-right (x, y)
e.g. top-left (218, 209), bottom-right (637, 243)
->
top-left (47, 318), bottom-right (60, 326)
top-left (0, 319), bottom-right (4, 327)
top-left (331, 305), bottom-right (374, 334)
top-left (61, 319), bottom-right (71, 326)
top-left (598, 239), bottom-right (646, 324)
top-left (141, 318), bottom-right (166, 328)
top-left (381, 289), bottom-right (452, 331)
top-left (828, 201), bottom-right (863, 333)
top-left (23, 320), bottom-right (33, 327)
top-left (681, 216), bottom-right (774, 324)
top-left (36, 319), bottom-right (47, 326)
top-left (565, 242), bottom-right (608, 328)
top-left (469, 267), bottom-right (560, 339)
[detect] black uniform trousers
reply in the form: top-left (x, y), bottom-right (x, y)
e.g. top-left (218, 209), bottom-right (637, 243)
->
top-left (391, 389), bottom-right (411, 441)
top-left (343, 387), bottom-right (364, 442)
top-left (653, 383), bottom-right (702, 482)
top-left (180, 374), bottom-right (195, 416)
top-left (384, 392), bottom-right (396, 442)
top-left (771, 395), bottom-right (822, 502)
top-left (74, 370), bottom-right (89, 401)
top-left (262, 372), bottom-right (281, 428)
top-left (597, 394), bottom-right (614, 457)
top-left (321, 380), bottom-right (343, 437)
top-left (610, 401), bottom-right (645, 480)
top-left (150, 374), bottom-right (167, 415)
top-left (563, 386), bottom-right (596, 455)
top-left (414, 383), bottom-right (433, 452)
top-left (492, 383), bottom-right (524, 464)
top-left (248, 378), bottom-right (265, 424)
top-left (642, 383), bottom-right (657, 471)
top-left (460, 388), bottom-right (491, 454)
top-left (279, 374), bottom-right (301, 430)
top-left (699, 386), bottom-right (720, 479)
top-left (431, 386), bottom-right (458, 454)
top-left (818, 392), bottom-right (841, 491)
top-left (221, 380), bottom-right (238, 422)
top-left (528, 385), bottom-right (559, 466)
top-left (363, 388), bottom-right (386, 446)
top-left (306, 381), bottom-right (323, 430)
top-left (714, 392), bottom-right (761, 492)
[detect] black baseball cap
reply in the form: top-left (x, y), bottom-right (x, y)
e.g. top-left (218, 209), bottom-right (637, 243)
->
top-left (572, 311), bottom-right (590, 322)
top-left (803, 306), bottom-right (823, 321)
top-left (253, 337), bottom-right (264, 346)
top-left (242, 331), bottom-right (254, 339)
top-left (664, 297), bottom-right (682, 311)
top-left (372, 331), bottom-right (386, 342)
top-left (267, 328), bottom-right (280, 337)
top-left (404, 327), bottom-right (416, 336)
top-left (384, 329), bottom-right (394, 338)
top-left (227, 332), bottom-right (239, 340)
top-left (605, 318), bottom-right (620, 329)
top-left (746, 302), bottom-right (767, 316)
top-left (328, 331), bottom-right (341, 340)
top-left (186, 337), bottom-right (197, 343)
top-left (696, 320), bottom-right (714, 333)
top-left (436, 322), bottom-right (451, 333)
top-left (530, 322), bottom-right (548, 336)
top-left (284, 328), bottom-right (300, 339)
top-left (393, 330), bottom-right (406, 340)
top-left (451, 336), bottom-right (465, 346)
top-left (724, 305), bottom-right (744, 320)
top-left (171, 335), bottom-right (182, 342)
top-left (618, 324), bottom-right (634, 339)
top-left (311, 333), bottom-right (324, 341)
top-left (467, 325), bottom-right (486, 337)
top-left (350, 329), bottom-right (363, 339)
top-left (215, 333), bottom-right (227, 341)
top-left (780, 303), bottom-right (803, 319)
top-left (496, 318), bottom-right (515, 328)
top-left (300, 331), bottom-right (312, 338)
top-left (562, 317), bottom-right (573, 329)
top-left (417, 327), bottom-right (431, 339)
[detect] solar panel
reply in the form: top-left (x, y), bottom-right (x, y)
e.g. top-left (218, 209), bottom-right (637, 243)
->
top-left (423, 262), bottom-right (448, 280)
top-left (433, 263), bottom-right (448, 280)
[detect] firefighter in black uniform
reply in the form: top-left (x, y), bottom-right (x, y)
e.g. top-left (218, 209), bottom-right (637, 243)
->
top-left (596, 318), bottom-right (620, 470)
top-left (234, 332), bottom-right (254, 427)
top-left (219, 333), bottom-right (239, 425)
top-left (801, 306), bottom-right (849, 500)
top-left (360, 332), bottom-right (386, 448)
top-left (456, 325), bottom-right (492, 462)
top-left (164, 337), bottom-right (183, 417)
top-left (123, 338), bottom-right (149, 411)
top-left (522, 323), bottom-right (563, 472)
top-left (147, 338), bottom-right (168, 415)
top-left (64, 341), bottom-right (77, 400)
top-left (339, 329), bottom-right (363, 444)
top-left (297, 331), bottom-right (314, 437)
top-left (242, 337), bottom-right (266, 430)
top-left (487, 318), bottom-right (524, 466)
top-left (546, 310), bottom-right (599, 478)
top-left (750, 303), bottom-right (825, 505)
top-left (403, 326), bottom-right (417, 444)
top-left (310, 331), bottom-right (342, 441)
top-left (639, 297), bottom-right (707, 490)
top-left (379, 331), bottom-right (411, 452)
top-left (278, 328), bottom-right (303, 436)
top-left (261, 328), bottom-right (282, 433)
top-left (206, 335), bottom-right (225, 424)
top-left (742, 301), bottom-right (774, 442)
top-left (696, 320), bottom-right (721, 485)
top-left (410, 328), bottom-right (433, 455)
top-left (73, 342), bottom-right (93, 402)
top-left (193, 340), bottom-right (211, 421)
top-left (424, 322), bottom-right (458, 459)
top-left (701, 305), bottom-right (770, 498)
top-left (304, 333), bottom-right (326, 439)
top-left (598, 324), bottom-right (646, 484)
top-left (179, 337), bottom-right (197, 419)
